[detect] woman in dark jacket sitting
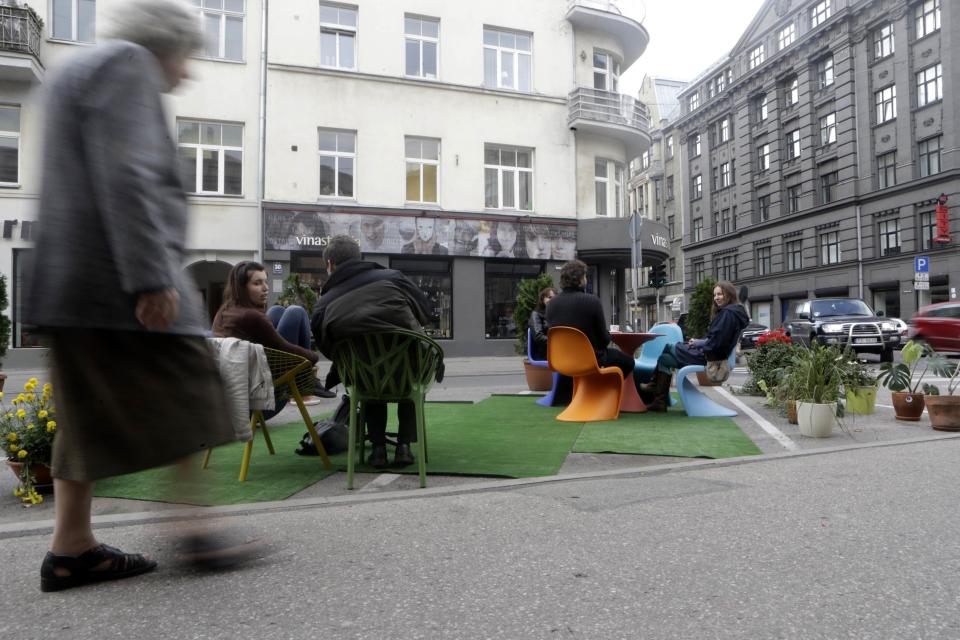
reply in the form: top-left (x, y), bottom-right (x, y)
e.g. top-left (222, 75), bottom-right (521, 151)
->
top-left (528, 286), bottom-right (556, 361)
top-left (641, 281), bottom-right (749, 411)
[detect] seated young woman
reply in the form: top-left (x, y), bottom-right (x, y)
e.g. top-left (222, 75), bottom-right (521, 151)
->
top-left (640, 280), bottom-right (748, 412)
top-left (212, 261), bottom-right (333, 405)
top-left (528, 286), bottom-right (556, 361)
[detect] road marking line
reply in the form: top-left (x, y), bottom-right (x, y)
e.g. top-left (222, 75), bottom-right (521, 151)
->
top-left (714, 387), bottom-right (799, 451)
top-left (358, 473), bottom-right (401, 493)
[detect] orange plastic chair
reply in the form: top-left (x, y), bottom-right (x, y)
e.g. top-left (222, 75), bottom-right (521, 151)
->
top-left (547, 326), bottom-right (623, 422)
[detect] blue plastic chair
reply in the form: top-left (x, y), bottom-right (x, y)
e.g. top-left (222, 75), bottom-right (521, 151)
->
top-left (635, 323), bottom-right (683, 407)
top-left (528, 328), bottom-right (562, 407)
top-left (676, 344), bottom-right (739, 417)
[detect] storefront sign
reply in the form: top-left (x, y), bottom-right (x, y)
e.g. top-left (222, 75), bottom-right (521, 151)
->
top-left (934, 196), bottom-right (951, 244)
top-left (263, 209), bottom-right (578, 260)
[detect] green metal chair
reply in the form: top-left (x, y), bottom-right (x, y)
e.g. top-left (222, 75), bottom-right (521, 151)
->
top-left (330, 329), bottom-right (444, 489)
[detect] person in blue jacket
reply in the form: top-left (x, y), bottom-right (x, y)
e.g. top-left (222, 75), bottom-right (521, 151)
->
top-left (641, 281), bottom-right (749, 411)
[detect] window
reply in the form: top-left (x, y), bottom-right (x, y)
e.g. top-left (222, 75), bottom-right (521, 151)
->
top-left (875, 85), bottom-right (896, 123)
top-left (752, 301), bottom-right (772, 327)
top-left (773, 25), bottom-right (795, 52)
top-left (654, 179), bottom-right (661, 204)
top-left (758, 143), bottom-right (771, 171)
top-left (404, 15), bottom-right (439, 79)
top-left (811, 0), bottom-right (832, 27)
top-left (484, 144), bottom-right (533, 210)
top-left (689, 93), bottom-right (700, 111)
top-left (786, 129), bottom-right (801, 160)
top-left (878, 218), bottom-right (901, 256)
top-left (877, 151), bottom-right (896, 189)
top-left (405, 137), bottom-right (439, 203)
top-left (177, 120), bottom-right (243, 195)
top-left (693, 217), bottom-right (703, 242)
top-left (51, 0), bottom-right (95, 42)
top-left (920, 210), bottom-right (937, 250)
top-left (918, 136), bottom-right (941, 177)
top-left (641, 150), bottom-right (650, 170)
top-left (667, 215), bottom-right (675, 239)
top-left (483, 27), bottom-right (532, 92)
top-left (820, 231), bottom-right (841, 264)
top-left (693, 260), bottom-right (705, 283)
top-left (712, 211), bottom-right (720, 236)
top-left (720, 162), bottom-right (732, 188)
top-left (666, 176), bottom-right (674, 200)
top-left (916, 63), bottom-right (942, 106)
top-left (690, 133), bottom-right (701, 157)
top-left (787, 184), bottom-right (801, 213)
top-left (191, 0), bottom-right (244, 61)
top-left (669, 257), bottom-right (676, 282)
top-left (0, 106), bottom-right (20, 185)
top-left (712, 166), bottom-right (719, 191)
top-left (666, 135), bottom-right (674, 159)
top-left (756, 246), bottom-right (772, 275)
top-left (874, 23), bottom-right (894, 59)
top-left (485, 262), bottom-right (542, 339)
top-left (720, 208), bottom-right (734, 234)
top-left (391, 258), bottom-right (451, 338)
top-left (317, 128), bottom-right (355, 198)
top-left (592, 50), bottom-right (620, 92)
top-left (716, 71), bottom-right (727, 93)
top-left (749, 44), bottom-right (765, 70)
top-left (784, 76), bottom-right (799, 106)
top-left (915, 0), bottom-right (940, 39)
top-left (786, 239), bottom-right (803, 271)
top-left (714, 117), bottom-right (730, 143)
top-left (758, 195), bottom-right (771, 222)
top-left (715, 255), bottom-right (737, 281)
top-left (692, 174), bottom-right (703, 199)
top-left (594, 158), bottom-right (608, 216)
top-left (320, 3), bottom-right (357, 70)
top-left (819, 112), bottom-right (836, 146)
top-left (817, 55), bottom-right (834, 89)
top-left (820, 171), bottom-right (838, 204)
top-left (756, 94), bottom-right (769, 122)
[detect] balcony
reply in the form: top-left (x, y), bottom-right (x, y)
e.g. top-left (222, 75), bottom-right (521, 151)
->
top-left (566, 0), bottom-right (649, 68)
top-left (568, 87), bottom-right (651, 159)
top-left (0, 4), bottom-right (43, 83)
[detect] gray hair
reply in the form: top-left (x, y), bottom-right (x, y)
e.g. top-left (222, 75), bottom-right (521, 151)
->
top-left (104, 0), bottom-right (204, 59)
top-left (323, 235), bottom-right (361, 267)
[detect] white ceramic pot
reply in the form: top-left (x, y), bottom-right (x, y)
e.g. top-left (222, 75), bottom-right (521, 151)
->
top-left (796, 401), bottom-right (836, 438)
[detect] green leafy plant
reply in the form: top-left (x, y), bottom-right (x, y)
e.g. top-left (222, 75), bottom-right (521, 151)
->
top-left (275, 273), bottom-right (318, 317)
top-left (783, 342), bottom-right (844, 405)
top-left (837, 347), bottom-right (878, 392)
top-left (925, 352), bottom-right (959, 396)
top-left (685, 277), bottom-right (717, 339)
top-left (742, 329), bottom-right (799, 395)
top-left (0, 274), bottom-right (11, 368)
top-left (513, 272), bottom-right (556, 356)
top-left (0, 377), bottom-right (55, 506)
top-left (878, 340), bottom-right (939, 394)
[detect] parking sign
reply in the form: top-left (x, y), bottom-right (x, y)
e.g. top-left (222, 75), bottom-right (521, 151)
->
top-left (915, 256), bottom-right (929, 273)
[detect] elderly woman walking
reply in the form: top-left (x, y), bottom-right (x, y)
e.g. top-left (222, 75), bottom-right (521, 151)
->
top-left (26, 0), bottom-right (248, 591)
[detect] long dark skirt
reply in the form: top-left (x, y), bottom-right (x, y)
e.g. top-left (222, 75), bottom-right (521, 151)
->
top-left (49, 329), bottom-right (235, 482)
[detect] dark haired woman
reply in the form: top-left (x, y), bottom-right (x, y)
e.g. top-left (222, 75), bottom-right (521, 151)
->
top-left (641, 281), bottom-right (748, 411)
top-left (528, 286), bottom-right (557, 361)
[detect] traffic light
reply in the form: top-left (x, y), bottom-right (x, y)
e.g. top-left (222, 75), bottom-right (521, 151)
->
top-left (648, 263), bottom-right (667, 288)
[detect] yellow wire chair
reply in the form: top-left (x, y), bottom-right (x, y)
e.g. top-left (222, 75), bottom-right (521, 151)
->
top-left (203, 347), bottom-right (332, 481)
top-left (330, 329), bottom-right (444, 490)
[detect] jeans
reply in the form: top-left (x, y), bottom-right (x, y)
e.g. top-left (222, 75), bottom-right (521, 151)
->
top-left (656, 343), bottom-right (682, 374)
top-left (263, 305), bottom-right (313, 417)
top-left (364, 401), bottom-right (416, 446)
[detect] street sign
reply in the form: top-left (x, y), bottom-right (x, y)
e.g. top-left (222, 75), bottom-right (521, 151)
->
top-left (914, 280), bottom-right (930, 290)
top-left (915, 271), bottom-right (929, 282)
top-left (915, 256), bottom-right (929, 273)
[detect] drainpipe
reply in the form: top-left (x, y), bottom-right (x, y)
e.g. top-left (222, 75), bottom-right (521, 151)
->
top-left (855, 204), bottom-right (864, 299)
top-left (255, 0), bottom-right (269, 262)
top-left (851, 65), bottom-right (864, 300)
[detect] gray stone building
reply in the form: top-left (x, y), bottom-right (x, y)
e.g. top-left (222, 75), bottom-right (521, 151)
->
top-left (668, 0), bottom-right (958, 329)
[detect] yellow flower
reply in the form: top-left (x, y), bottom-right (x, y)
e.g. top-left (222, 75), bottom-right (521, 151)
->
top-left (25, 423), bottom-right (34, 431)
top-left (16, 393), bottom-right (24, 401)
top-left (7, 444), bottom-right (17, 453)
top-left (0, 391), bottom-right (4, 399)
top-left (16, 409), bottom-right (26, 419)
top-left (17, 449), bottom-right (27, 459)
top-left (5, 433), bottom-right (15, 442)
top-left (38, 410), bottom-right (48, 419)
top-left (25, 393), bottom-right (35, 402)
top-left (28, 377), bottom-right (38, 385)
top-left (5, 412), bottom-right (12, 418)
top-left (13, 488), bottom-right (23, 497)
top-left (47, 421), bottom-right (57, 432)
top-left (11, 399), bottom-right (18, 406)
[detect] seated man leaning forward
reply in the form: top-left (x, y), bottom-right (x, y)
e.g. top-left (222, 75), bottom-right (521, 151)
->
top-left (545, 259), bottom-right (636, 384)
top-left (639, 280), bottom-right (748, 412)
top-left (311, 235), bottom-right (435, 469)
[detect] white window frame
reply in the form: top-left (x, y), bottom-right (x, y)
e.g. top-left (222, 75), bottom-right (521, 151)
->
top-left (720, 162), bottom-right (731, 188)
top-left (874, 23), bottom-right (894, 59)
top-left (483, 27), bottom-right (533, 92)
top-left (404, 14), bottom-right (439, 80)
top-left (918, 136), bottom-right (941, 178)
top-left (818, 55), bottom-right (834, 89)
top-left (785, 76), bottom-right (799, 106)
top-left (693, 218), bottom-right (703, 242)
top-left (749, 44), bottom-right (765, 70)
top-left (719, 116), bottom-right (730, 143)
top-left (758, 143), bottom-right (771, 171)
top-left (778, 23), bottom-right (796, 50)
top-left (786, 129), bottom-right (801, 160)
top-left (811, 0), bottom-right (832, 28)
top-left (0, 105), bottom-right (20, 186)
top-left (50, 0), bottom-right (95, 43)
top-left (404, 136), bottom-right (440, 204)
top-left (318, 128), bottom-right (356, 199)
top-left (757, 94), bottom-right (769, 121)
top-left (191, 0), bottom-right (245, 61)
top-left (666, 135), bottom-right (674, 159)
top-left (916, 63), bottom-right (942, 106)
top-left (915, 0), bottom-right (940, 39)
top-left (484, 144), bottom-right (534, 211)
top-left (689, 93), bottom-right (699, 111)
top-left (592, 50), bottom-right (620, 92)
top-left (819, 112), bottom-right (837, 146)
top-left (177, 120), bottom-right (244, 196)
top-left (875, 85), bottom-right (897, 123)
top-left (319, 2), bottom-right (358, 71)
top-left (820, 231), bottom-right (841, 265)
top-left (692, 174), bottom-right (703, 199)
top-left (691, 133), bottom-right (701, 157)
top-left (594, 158), bottom-right (608, 217)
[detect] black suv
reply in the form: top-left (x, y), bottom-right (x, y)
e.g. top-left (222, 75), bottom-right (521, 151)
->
top-left (782, 298), bottom-right (900, 362)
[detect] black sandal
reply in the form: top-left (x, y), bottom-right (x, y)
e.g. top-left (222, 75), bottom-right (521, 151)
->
top-left (40, 544), bottom-right (157, 592)
top-left (179, 532), bottom-right (268, 572)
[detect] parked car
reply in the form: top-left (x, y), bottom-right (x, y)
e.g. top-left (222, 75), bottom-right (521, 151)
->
top-left (781, 298), bottom-right (900, 362)
top-left (739, 323), bottom-right (768, 350)
top-left (888, 317), bottom-right (909, 349)
top-left (909, 302), bottom-right (960, 353)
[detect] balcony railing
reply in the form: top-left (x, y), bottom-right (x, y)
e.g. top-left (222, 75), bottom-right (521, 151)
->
top-left (568, 87), bottom-right (650, 133)
top-left (0, 5), bottom-right (42, 59)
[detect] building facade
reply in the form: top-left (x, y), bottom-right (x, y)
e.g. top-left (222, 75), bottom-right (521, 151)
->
top-left (670, 0), bottom-right (958, 330)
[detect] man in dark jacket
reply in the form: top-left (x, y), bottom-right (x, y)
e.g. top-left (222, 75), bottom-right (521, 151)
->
top-left (546, 260), bottom-right (635, 381)
top-left (311, 235), bottom-right (435, 468)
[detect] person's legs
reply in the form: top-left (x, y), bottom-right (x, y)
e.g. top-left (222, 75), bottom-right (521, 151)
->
top-left (656, 343), bottom-right (682, 374)
top-left (50, 479), bottom-right (97, 557)
top-left (393, 401), bottom-right (416, 466)
top-left (271, 305), bottom-right (311, 350)
top-left (266, 305), bottom-right (285, 328)
top-left (600, 348), bottom-right (636, 383)
top-left (364, 401), bottom-right (389, 468)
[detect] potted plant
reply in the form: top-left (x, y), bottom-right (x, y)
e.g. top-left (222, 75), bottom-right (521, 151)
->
top-left (0, 274), bottom-right (11, 392)
top-left (878, 340), bottom-right (937, 421)
top-left (743, 328), bottom-right (798, 396)
top-left (838, 349), bottom-right (878, 415)
top-left (923, 354), bottom-right (960, 431)
top-left (784, 343), bottom-right (843, 437)
top-left (0, 377), bottom-right (56, 506)
top-left (512, 273), bottom-right (556, 391)
top-left (275, 273), bottom-right (318, 316)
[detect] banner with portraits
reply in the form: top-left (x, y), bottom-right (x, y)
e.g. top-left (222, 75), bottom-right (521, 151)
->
top-left (263, 209), bottom-right (578, 261)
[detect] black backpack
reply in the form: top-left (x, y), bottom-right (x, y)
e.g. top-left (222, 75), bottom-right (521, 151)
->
top-left (296, 394), bottom-right (351, 456)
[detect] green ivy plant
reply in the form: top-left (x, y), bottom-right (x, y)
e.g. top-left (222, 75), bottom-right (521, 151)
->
top-left (512, 272), bottom-right (556, 356)
top-left (878, 340), bottom-right (939, 395)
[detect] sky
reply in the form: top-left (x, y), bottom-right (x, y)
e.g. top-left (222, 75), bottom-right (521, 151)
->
top-left (620, 0), bottom-right (768, 95)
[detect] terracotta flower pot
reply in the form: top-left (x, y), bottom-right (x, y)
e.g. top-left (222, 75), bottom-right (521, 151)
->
top-left (696, 371), bottom-right (721, 386)
top-left (523, 359), bottom-right (554, 392)
top-left (925, 395), bottom-right (960, 432)
top-left (891, 392), bottom-right (925, 421)
top-left (5, 459), bottom-right (54, 494)
top-left (787, 400), bottom-right (798, 425)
